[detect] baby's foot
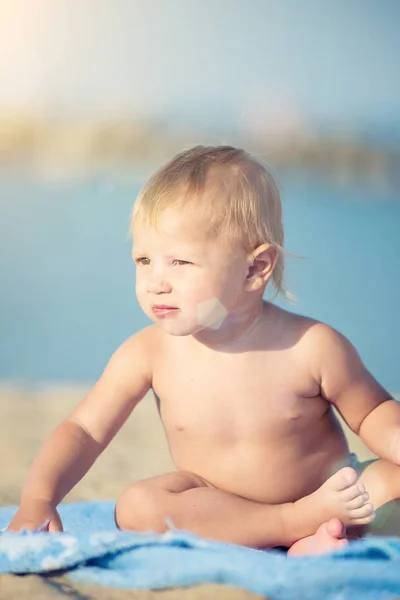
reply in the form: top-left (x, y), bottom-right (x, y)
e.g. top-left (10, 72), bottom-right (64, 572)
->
top-left (288, 518), bottom-right (348, 556)
top-left (298, 467), bottom-right (375, 527)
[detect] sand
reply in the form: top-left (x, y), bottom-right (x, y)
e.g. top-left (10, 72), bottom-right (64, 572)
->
top-left (0, 384), bottom-right (380, 599)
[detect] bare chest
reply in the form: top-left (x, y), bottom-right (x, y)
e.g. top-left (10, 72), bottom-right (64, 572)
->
top-left (151, 347), bottom-right (324, 444)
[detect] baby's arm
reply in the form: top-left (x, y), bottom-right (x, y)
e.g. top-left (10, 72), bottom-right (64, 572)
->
top-left (308, 324), bottom-right (399, 463)
top-left (7, 329), bottom-right (153, 531)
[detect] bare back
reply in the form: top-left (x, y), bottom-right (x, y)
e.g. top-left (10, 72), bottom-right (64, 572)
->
top-left (146, 304), bottom-right (349, 504)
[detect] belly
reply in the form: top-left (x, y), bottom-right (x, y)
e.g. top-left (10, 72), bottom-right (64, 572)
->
top-left (165, 420), bottom-right (350, 503)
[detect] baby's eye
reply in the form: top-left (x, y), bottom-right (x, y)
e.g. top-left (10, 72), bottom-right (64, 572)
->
top-left (173, 260), bottom-right (191, 266)
top-left (136, 257), bottom-right (150, 265)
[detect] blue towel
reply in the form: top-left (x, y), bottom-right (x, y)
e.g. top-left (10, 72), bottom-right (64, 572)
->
top-left (1, 501), bottom-right (400, 599)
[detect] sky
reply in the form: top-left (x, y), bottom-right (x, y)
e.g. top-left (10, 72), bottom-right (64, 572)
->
top-left (0, 0), bottom-right (399, 130)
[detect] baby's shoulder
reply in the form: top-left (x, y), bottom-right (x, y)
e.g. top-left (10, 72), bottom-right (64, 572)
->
top-left (102, 325), bottom-right (164, 388)
top-left (122, 324), bottom-right (163, 358)
top-left (270, 304), bottom-right (344, 350)
top-left (267, 303), bottom-right (318, 334)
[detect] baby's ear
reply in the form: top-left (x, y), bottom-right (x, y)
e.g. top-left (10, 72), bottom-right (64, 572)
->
top-left (245, 243), bottom-right (278, 291)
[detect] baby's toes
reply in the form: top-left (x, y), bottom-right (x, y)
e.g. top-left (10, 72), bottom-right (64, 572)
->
top-left (346, 492), bottom-right (370, 510)
top-left (349, 502), bottom-right (375, 523)
top-left (340, 482), bottom-right (366, 502)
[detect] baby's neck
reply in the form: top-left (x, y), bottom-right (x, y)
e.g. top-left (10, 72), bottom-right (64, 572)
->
top-left (191, 300), bottom-right (270, 352)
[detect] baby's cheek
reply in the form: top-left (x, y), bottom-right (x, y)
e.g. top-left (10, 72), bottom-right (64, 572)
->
top-left (135, 274), bottom-right (146, 292)
top-left (135, 281), bottom-right (147, 304)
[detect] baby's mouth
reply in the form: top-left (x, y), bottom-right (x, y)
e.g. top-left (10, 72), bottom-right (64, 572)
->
top-left (151, 305), bottom-right (179, 317)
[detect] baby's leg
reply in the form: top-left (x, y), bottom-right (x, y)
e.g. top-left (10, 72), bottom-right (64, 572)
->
top-left (115, 467), bottom-right (373, 549)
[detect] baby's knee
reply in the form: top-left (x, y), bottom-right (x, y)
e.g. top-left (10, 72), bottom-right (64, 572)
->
top-left (115, 481), bottom-right (165, 532)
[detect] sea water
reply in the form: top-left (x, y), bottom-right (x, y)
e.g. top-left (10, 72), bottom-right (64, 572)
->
top-left (0, 171), bottom-right (399, 391)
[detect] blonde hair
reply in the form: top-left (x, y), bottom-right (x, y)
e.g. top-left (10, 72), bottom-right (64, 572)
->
top-left (131, 145), bottom-right (288, 298)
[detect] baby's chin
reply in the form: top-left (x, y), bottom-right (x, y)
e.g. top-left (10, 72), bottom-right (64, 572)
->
top-left (155, 320), bottom-right (204, 337)
top-left (156, 317), bottom-right (229, 339)
top-left (147, 313), bottom-right (208, 337)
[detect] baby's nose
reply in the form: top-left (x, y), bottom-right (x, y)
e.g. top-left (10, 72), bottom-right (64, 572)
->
top-left (147, 278), bottom-right (172, 294)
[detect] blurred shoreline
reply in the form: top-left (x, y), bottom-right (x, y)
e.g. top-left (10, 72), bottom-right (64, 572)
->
top-left (0, 112), bottom-right (399, 191)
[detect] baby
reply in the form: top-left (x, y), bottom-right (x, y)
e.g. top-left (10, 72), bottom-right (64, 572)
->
top-left (7, 145), bottom-right (400, 554)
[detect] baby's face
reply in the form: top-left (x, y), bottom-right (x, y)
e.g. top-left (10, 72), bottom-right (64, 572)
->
top-left (132, 209), bottom-right (249, 336)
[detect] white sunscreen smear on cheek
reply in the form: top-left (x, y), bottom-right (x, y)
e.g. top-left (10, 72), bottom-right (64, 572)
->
top-left (196, 298), bottom-right (228, 330)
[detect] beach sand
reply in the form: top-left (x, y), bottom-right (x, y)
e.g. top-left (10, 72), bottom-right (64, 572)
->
top-left (0, 384), bottom-right (385, 599)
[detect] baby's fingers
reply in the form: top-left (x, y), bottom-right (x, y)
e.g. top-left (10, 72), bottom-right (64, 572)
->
top-left (48, 516), bottom-right (63, 532)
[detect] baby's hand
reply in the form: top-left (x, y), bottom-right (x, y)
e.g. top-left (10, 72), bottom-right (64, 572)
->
top-left (6, 498), bottom-right (63, 533)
